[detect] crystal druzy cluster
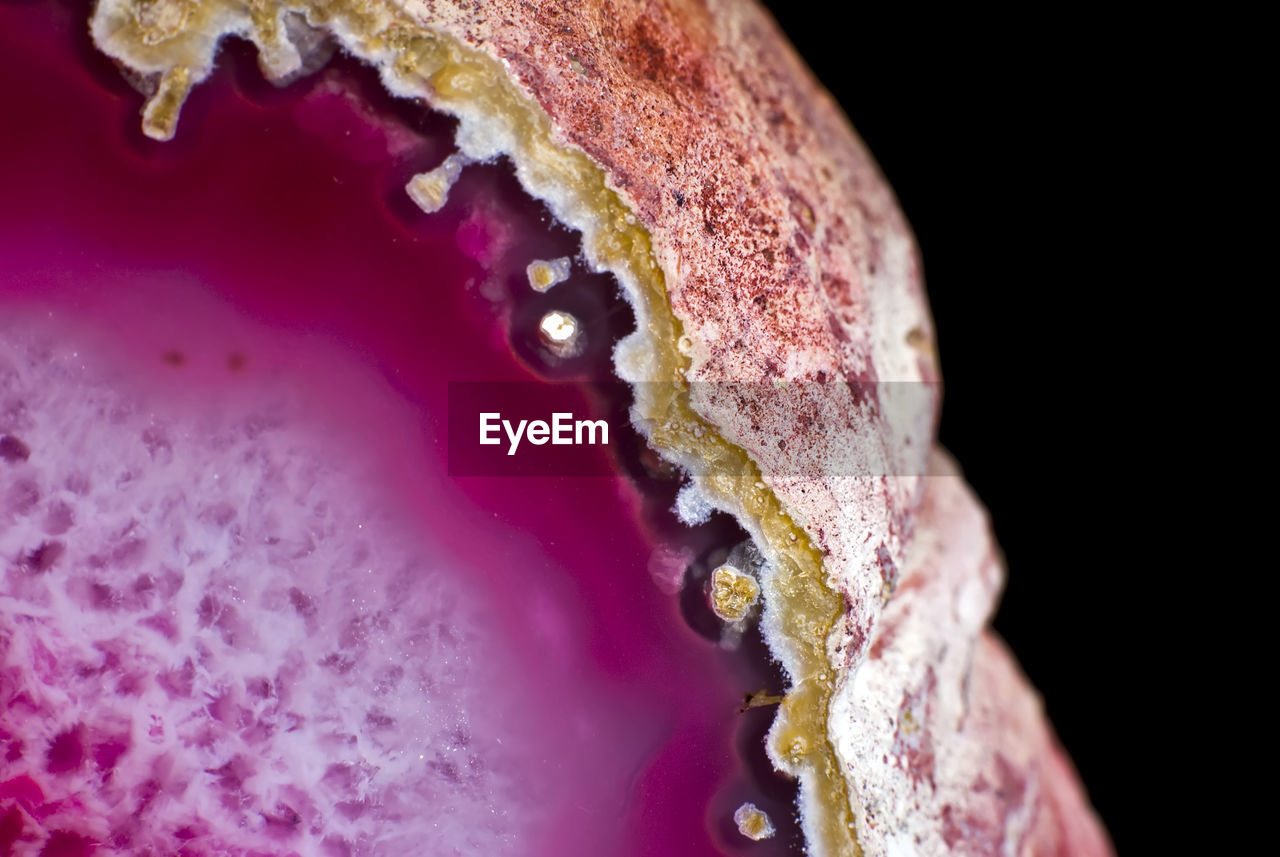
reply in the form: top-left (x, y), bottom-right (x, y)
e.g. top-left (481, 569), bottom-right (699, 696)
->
top-left (0, 2), bottom-right (1112, 856)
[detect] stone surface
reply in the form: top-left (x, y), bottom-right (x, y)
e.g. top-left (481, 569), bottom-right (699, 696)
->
top-left (0, 6), bottom-right (801, 854)
top-left (831, 455), bottom-right (1113, 857)
top-left (0, 1), bottom-right (1114, 856)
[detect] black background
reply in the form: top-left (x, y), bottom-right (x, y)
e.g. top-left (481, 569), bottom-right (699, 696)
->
top-left (759, 7), bottom-right (1159, 853)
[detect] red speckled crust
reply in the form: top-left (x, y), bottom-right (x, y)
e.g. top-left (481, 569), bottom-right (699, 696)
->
top-left (831, 453), bottom-right (1112, 856)
top-left (973, 635), bottom-right (1115, 857)
top-left (930, 633), bottom-right (1115, 857)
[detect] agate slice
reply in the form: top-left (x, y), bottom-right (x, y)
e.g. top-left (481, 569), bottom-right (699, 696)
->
top-left (0, 2), bottom-right (1112, 856)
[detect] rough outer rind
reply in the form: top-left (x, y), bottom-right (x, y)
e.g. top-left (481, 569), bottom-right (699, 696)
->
top-left (833, 452), bottom-right (1112, 857)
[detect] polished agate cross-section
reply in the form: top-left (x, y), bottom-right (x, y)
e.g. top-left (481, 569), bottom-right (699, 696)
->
top-left (0, 4), bottom-right (799, 855)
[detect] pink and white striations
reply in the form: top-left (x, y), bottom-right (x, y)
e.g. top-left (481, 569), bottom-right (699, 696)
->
top-left (0, 305), bottom-right (640, 857)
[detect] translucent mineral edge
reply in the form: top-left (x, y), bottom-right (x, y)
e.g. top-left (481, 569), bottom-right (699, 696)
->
top-left (88, 2), bottom-right (860, 855)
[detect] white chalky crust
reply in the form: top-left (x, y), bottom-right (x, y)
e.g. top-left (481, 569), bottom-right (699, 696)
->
top-left (833, 454), bottom-right (1112, 857)
top-left (0, 314), bottom-right (539, 856)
